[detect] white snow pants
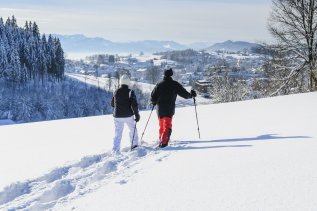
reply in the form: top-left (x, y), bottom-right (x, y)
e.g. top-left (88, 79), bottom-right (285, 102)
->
top-left (113, 116), bottom-right (139, 152)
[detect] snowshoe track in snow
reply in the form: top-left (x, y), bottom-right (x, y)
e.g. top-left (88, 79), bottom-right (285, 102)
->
top-left (0, 144), bottom-right (169, 210)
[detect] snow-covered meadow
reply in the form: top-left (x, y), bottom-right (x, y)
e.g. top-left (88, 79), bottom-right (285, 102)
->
top-left (0, 92), bottom-right (317, 210)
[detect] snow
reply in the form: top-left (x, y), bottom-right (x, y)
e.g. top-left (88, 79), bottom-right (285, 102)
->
top-left (210, 51), bottom-right (262, 60)
top-left (65, 52), bottom-right (96, 61)
top-left (0, 92), bottom-right (317, 210)
top-left (0, 119), bottom-right (15, 126)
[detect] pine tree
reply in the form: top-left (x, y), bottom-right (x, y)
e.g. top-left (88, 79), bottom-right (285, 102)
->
top-left (54, 38), bottom-right (64, 81)
top-left (0, 17), bottom-right (65, 83)
top-left (32, 22), bottom-right (40, 40)
top-left (24, 21), bottom-right (29, 31)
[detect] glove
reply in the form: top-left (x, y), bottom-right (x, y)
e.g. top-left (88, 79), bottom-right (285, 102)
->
top-left (151, 102), bottom-right (157, 107)
top-left (135, 113), bottom-right (140, 122)
top-left (190, 90), bottom-right (197, 98)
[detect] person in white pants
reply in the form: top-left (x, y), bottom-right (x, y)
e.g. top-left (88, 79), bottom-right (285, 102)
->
top-left (113, 116), bottom-right (139, 152)
top-left (111, 74), bottom-right (140, 153)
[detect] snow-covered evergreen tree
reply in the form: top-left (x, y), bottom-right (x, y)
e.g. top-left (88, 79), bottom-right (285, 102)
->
top-left (0, 16), bottom-right (113, 123)
top-left (0, 16), bottom-right (64, 84)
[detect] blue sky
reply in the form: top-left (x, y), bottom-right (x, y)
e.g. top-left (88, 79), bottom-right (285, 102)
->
top-left (0, 0), bottom-right (272, 44)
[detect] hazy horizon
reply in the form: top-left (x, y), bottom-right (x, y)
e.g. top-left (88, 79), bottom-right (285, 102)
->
top-left (0, 0), bottom-right (273, 44)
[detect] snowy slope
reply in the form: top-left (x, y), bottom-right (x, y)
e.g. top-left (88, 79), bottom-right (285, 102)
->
top-left (0, 119), bottom-right (15, 126)
top-left (0, 92), bottom-right (317, 210)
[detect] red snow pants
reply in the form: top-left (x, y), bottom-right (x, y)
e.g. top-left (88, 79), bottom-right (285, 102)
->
top-left (159, 116), bottom-right (173, 145)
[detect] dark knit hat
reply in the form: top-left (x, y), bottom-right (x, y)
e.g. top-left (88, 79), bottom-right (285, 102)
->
top-left (164, 67), bottom-right (173, 77)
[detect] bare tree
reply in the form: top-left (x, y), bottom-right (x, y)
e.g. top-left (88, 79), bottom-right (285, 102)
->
top-left (107, 76), bottom-right (112, 92)
top-left (262, 48), bottom-right (308, 96)
top-left (146, 66), bottom-right (162, 84)
top-left (210, 74), bottom-right (251, 103)
top-left (268, 0), bottom-right (317, 92)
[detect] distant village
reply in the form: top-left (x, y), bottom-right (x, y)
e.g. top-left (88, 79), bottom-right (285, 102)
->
top-left (65, 48), bottom-right (269, 98)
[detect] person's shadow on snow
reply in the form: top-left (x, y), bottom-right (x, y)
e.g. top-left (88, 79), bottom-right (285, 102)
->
top-left (165, 134), bottom-right (311, 151)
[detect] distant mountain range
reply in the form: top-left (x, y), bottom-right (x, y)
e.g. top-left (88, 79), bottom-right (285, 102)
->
top-left (205, 40), bottom-right (262, 52)
top-left (55, 34), bottom-right (261, 54)
top-left (54, 34), bottom-right (187, 54)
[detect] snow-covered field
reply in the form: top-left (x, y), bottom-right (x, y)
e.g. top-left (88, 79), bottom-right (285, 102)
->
top-left (1, 92), bottom-right (317, 210)
top-left (0, 119), bottom-right (15, 126)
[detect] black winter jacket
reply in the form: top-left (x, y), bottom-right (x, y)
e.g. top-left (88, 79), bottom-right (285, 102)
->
top-left (151, 76), bottom-right (192, 118)
top-left (111, 85), bottom-right (139, 118)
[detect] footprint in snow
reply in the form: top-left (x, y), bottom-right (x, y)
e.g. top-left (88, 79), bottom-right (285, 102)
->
top-left (117, 180), bottom-right (128, 185)
top-left (130, 147), bottom-right (148, 158)
top-left (91, 160), bottom-right (118, 181)
top-left (0, 181), bottom-right (31, 205)
top-left (40, 180), bottom-right (75, 203)
top-left (28, 180), bottom-right (75, 211)
top-left (75, 154), bottom-right (104, 169)
top-left (40, 167), bottom-right (70, 183)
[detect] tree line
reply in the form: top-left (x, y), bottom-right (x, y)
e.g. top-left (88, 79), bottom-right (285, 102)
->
top-left (0, 78), bottom-right (113, 122)
top-left (0, 16), bottom-right (115, 123)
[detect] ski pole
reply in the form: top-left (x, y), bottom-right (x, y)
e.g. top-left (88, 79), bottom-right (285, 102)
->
top-left (141, 104), bottom-right (155, 141)
top-left (193, 97), bottom-right (201, 139)
top-left (131, 122), bottom-right (137, 150)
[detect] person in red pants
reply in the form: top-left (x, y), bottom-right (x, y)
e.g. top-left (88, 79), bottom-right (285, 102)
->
top-left (151, 67), bottom-right (197, 148)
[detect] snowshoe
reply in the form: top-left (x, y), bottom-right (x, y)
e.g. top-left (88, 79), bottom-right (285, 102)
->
top-left (131, 145), bottom-right (138, 150)
top-left (158, 143), bottom-right (168, 148)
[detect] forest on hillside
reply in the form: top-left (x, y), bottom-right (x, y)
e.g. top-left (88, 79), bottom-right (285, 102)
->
top-left (0, 16), bottom-right (115, 123)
